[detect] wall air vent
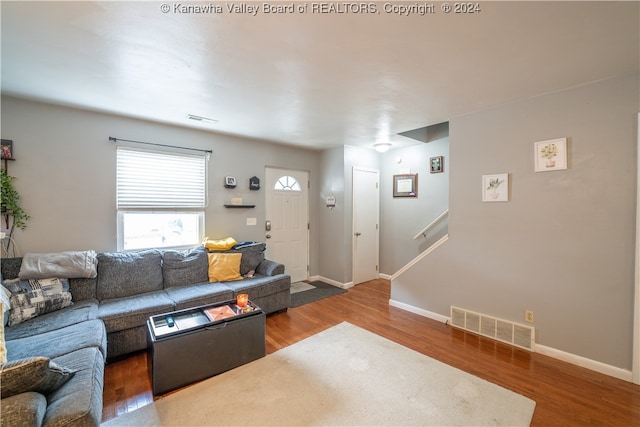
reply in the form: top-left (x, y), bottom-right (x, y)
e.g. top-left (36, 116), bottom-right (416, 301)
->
top-left (450, 306), bottom-right (535, 351)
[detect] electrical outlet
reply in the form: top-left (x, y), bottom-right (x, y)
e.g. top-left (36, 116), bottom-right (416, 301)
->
top-left (0, 232), bottom-right (6, 239)
top-left (525, 310), bottom-right (535, 323)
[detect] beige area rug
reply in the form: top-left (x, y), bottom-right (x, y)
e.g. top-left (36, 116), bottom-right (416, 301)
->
top-left (103, 322), bottom-right (535, 426)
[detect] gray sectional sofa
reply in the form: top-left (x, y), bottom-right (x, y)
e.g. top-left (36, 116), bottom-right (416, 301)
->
top-left (0, 243), bottom-right (290, 427)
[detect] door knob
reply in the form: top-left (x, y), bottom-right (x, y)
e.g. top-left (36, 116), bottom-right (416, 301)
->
top-left (266, 234), bottom-right (271, 239)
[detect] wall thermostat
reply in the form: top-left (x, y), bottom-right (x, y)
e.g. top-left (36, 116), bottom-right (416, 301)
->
top-left (224, 176), bottom-right (237, 188)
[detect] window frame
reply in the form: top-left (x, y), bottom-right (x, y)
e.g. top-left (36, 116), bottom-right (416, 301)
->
top-left (116, 146), bottom-right (208, 251)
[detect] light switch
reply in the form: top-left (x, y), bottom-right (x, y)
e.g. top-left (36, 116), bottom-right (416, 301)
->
top-left (246, 218), bottom-right (257, 226)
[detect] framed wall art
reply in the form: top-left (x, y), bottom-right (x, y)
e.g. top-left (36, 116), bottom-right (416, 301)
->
top-left (393, 174), bottom-right (418, 197)
top-left (534, 138), bottom-right (567, 172)
top-left (482, 173), bottom-right (509, 202)
top-left (430, 156), bottom-right (444, 173)
top-left (1, 139), bottom-right (13, 159)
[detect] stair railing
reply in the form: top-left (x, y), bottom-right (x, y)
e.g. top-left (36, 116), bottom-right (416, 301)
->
top-left (413, 209), bottom-right (448, 240)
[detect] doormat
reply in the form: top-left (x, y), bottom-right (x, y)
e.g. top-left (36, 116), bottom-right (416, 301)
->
top-left (290, 281), bottom-right (347, 308)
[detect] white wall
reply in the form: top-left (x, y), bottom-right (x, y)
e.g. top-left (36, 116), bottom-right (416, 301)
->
top-left (392, 74), bottom-right (639, 370)
top-left (0, 97), bottom-right (320, 259)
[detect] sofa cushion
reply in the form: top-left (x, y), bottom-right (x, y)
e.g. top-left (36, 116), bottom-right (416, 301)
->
top-left (98, 291), bottom-right (174, 333)
top-left (162, 246), bottom-right (209, 287)
top-left (6, 319), bottom-right (107, 361)
top-left (46, 347), bottom-right (105, 427)
top-left (207, 253), bottom-right (243, 282)
top-left (0, 257), bottom-right (22, 281)
top-left (0, 356), bottom-right (76, 399)
top-left (3, 299), bottom-right (98, 341)
top-left (210, 242), bottom-right (266, 275)
top-left (97, 250), bottom-right (163, 300)
top-left (0, 391), bottom-right (47, 427)
top-left (222, 274), bottom-right (292, 299)
top-left (165, 282), bottom-right (234, 311)
top-left (69, 277), bottom-right (98, 302)
top-left (3, 278), bottom-right (73, 326)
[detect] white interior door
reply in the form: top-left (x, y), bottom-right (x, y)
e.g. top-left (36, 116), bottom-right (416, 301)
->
top-left (265, 168), bottom-right (309, 283)
top-left (352, 167), bottom-right (379, 285)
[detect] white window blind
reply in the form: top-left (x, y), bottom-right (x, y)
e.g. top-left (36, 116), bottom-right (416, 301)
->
top-left (117, 147), bottom-right (206, 209)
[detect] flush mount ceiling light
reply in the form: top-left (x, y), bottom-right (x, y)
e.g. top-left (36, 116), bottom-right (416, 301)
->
top-left (373, 142), bottom-right (392, 153)
top-left (187, 114), bottom-right (219, 124)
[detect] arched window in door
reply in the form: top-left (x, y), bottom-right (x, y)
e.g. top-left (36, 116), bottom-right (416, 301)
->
top-left (274, 175), bottom-right (301, 191)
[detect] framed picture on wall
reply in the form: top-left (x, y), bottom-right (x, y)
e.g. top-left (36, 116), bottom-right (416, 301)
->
top-left (534, 138), bottom-right (567, 172)
top-left (430, 156), bottom-right (444, 173)
top-left (482, 173), bottom-right (509, 202)
top-left (1, 139), bottom-right (13, 159)
top-left (393, 174), bottom-right (418, 197)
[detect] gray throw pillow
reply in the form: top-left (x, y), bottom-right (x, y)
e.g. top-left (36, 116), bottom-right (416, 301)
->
top-left (0, 357), bottom-right (76, 399)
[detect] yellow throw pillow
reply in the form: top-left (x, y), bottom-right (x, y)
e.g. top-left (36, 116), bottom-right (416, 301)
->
top-left (207, 253), bottom-right (243, 282)
top-left (203, 237), bottom-right (238, 251)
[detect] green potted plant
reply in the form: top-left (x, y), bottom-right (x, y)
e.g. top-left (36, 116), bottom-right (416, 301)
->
top-left (1, 168), bottom-right (30, 230)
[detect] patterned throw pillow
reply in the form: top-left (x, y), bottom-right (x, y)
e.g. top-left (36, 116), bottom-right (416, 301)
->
top-left (0, 357), bottom-right (76, 399)
top-left (3, 278), bottom-right (73, 326)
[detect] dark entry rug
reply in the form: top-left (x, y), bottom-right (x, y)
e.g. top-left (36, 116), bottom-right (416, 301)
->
top-left (290, 281), bottom-right (347, 308)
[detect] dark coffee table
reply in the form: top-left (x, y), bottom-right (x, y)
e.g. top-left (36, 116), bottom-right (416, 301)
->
top-left (147, 299), bottom-right (266, 395)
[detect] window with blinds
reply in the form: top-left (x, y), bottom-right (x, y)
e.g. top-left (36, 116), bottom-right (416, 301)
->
top-left (116, 147), bottom-right (207, 251)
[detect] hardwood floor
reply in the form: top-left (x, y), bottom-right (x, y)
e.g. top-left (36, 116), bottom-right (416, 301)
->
top-left (102, 279), bottom-right (640, 426)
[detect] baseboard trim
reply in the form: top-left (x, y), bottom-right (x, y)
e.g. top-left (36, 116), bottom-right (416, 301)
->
top-left (535, 344), bottom-right (632, 382)
top-left (389, 299), bottom-right (450, 323)
top-left (389, 299), bottom-right (633, 383)
top-left (378, 273), bottom-right (392, 280)
top-left (309, 275), bottom-right (353, 289)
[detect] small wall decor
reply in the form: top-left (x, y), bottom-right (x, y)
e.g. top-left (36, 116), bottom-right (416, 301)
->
top-left (534, 138), bottom-right (567, 172)
top-left (249, 176), bottom-right (260, 191)
top-left (430, 156), bottom-right (444, 173)
top-left (482, 173), bottom-right (509, 202)
top-left (1, 139), bottom-right (13, 159)
top-left (224, 176), bottom-right (237, 188)
top-left (393, 174), bottom-right (418, 197)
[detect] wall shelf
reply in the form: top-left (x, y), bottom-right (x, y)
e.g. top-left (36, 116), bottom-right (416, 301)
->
top-left (224, 204), bottom-right (256, 208)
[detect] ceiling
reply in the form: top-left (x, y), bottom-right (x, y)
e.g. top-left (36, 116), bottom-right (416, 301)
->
top-left (1, 1), bottom-right (638, 151)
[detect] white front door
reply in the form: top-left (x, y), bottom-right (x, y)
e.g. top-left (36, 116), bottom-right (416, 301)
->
top-left (265, 168), bottom-right (309, 283)
top-left (352, 167), bottom-right (380, 285)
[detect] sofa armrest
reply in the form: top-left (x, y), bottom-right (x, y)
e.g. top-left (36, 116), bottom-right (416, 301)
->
top-left (255, 259), bottom-right (285, 276)
top-left (0, 391), bottom-right (47, 427)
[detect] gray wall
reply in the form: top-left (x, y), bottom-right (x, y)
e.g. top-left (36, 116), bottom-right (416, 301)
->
top-left (379, 138), bottom-right (450, 275)
top-left (318, 147), bottom-right (347, 282)
top-left (0, 96), bottom-right (320, 266)
top-left (317, 145), bottom-right (380, 284)
top-left (391, 74), bottom-right (638, 370)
